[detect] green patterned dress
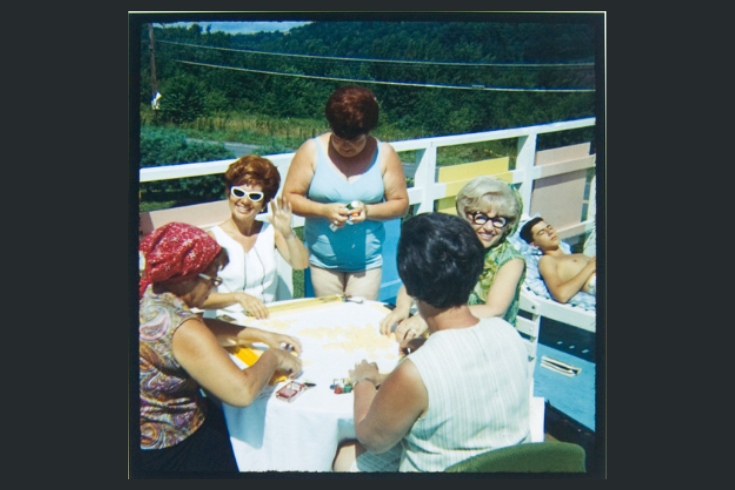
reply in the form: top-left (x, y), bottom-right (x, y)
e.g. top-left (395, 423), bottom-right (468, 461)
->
top-left (467, 240), bottom-right (526, 326)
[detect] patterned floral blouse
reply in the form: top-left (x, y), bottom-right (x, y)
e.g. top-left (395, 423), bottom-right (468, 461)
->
top-left (467, 239), bottom-right (526, 327)
top-left (139, 285), bottom-right (207, 450)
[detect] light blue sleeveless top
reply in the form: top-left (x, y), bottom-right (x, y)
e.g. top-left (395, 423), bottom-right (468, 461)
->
top-left (304, 137), bottom-right (385, 272)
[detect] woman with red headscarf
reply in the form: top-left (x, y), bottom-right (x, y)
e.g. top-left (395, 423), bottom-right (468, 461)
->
top-left (138, 222), bottom-right (302, 474)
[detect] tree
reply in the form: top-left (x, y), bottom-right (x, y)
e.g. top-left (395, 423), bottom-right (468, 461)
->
top-left (160, 75), bottom-right (207, 124)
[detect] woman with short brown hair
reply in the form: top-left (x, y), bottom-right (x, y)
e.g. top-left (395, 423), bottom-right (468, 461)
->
top-left (283, 85), bottom-right (409, 300)
top-left (202, 155), bottom-right (309, 318)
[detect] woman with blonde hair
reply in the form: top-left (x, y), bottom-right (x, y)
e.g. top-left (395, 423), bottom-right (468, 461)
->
top-left (380, 176), bottom-right (525, 345)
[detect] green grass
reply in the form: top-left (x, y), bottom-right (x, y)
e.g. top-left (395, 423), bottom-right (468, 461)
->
top-left (291, 226), bottom-right (306, 299)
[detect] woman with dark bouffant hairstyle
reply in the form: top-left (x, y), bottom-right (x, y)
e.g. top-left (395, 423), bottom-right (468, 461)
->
top-left (283, 85), bottom-right (409, 301)
top-left (333, 214), bottom-right (530, 472)
top-left (201, 155), bottom-right (309, 318)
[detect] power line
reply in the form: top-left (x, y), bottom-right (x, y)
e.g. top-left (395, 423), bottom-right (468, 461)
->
top-left (158, 39), bottom-right (594, 68)
top-left (173, 59), bottom-right (595, 93)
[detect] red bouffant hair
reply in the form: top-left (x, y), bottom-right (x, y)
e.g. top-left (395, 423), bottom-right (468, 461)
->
top-left (325, 85), bottom-right (379, 139)
top-left (224, 155), bottom-right (281, 203)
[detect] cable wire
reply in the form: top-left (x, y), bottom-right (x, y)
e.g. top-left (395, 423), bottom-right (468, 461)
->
top-left (158, 39), bottom-right (594, 68)
top-left (173, 59), bottom-right (595, 93)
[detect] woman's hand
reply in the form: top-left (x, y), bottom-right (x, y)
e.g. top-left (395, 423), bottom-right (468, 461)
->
top-left (271, 348), bottom-right (303, 379)
top-left (236, 326), bottom-right (302, 355)
top-left (234, 292), bottom-right (269, 319)
top-left (248, 330), bottom-right (303, 356)
top-left (350, 360), bottom-right (380, 383)
top-left (394, 315), bottom-right (428, 349)
top-left (268, 196), bottom-right (295, 238)
top-left (346, 200), bottom-right (367, 224)
top-left (324, 202), bottom-right (351, 228)
top-left (379, 308), bottom-right (409, 336)
top-left (237, 327), bottom-right (303, 378)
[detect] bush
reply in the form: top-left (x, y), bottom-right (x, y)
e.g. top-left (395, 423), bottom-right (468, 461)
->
top-left (159, 75), bottom-right (207, 124)
top-left (139, 125), bottom-right (234, 204)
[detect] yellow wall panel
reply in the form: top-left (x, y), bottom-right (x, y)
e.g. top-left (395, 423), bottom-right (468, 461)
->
top-left (437, 157), bottom-right (509, 182)
top-left (436, 197), bottom-right (458, 215)
top-left (443, 171), bottom-right (515, 198)
top-left (492, 171), bottom-right (514, 183)
top-left (445, 179), bottom-right (472, 196)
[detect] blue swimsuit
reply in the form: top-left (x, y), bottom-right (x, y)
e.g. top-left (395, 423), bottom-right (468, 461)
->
top-left (304, 138), bottom-right (385, 272)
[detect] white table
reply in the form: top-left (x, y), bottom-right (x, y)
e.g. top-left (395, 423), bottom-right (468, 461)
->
top-left (216, 297), bottom-right (545, 472)
top-left (218, 298), bottom-right (402, 472)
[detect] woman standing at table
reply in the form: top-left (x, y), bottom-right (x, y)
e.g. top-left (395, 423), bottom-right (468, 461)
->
top-left (380, 176), bottom-right (525, 345)
top-left (201, 155), bottom-right (310, 318)
top-left (283, 85), bottom-right (409, 301)
top-left (336, 213), bottom-right (530, 472)
top-left (138, 222), bottom-right (302, 474)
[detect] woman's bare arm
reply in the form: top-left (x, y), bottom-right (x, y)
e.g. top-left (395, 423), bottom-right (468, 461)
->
top-left (468, 258), bottom-right (525, 319)
top-left (269, 196), bottom-right (310, 269)
top-left (171, 318), bottom-right (301, 407)
top-left (350, 143), bottom-right (409, 223)
top-left (352, 359), bottom-right (428, 454)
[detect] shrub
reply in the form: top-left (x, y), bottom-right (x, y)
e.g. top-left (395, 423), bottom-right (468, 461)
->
top-left (159, 75), bottom-right (207, 124)
top-left (139, 126), bottom-right (234, 204)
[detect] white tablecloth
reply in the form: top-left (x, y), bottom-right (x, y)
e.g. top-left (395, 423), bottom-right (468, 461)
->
top-left (220, 299), bottom-right (402, 472)
top-left (217, 298), bottom-right (545, 472)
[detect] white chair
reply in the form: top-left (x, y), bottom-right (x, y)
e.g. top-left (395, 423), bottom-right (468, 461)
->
top-left (514, 299), bottom-right (545, 443)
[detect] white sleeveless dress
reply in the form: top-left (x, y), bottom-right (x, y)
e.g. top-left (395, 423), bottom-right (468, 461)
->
top-left (208, 223), bottom-right (278, 312)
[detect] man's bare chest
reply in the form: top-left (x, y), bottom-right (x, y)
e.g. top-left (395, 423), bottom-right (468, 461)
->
top-left (556, 253), bottom-right (590, 277)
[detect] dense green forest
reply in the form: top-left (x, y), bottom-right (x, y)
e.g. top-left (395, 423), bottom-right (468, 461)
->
top-left (137, 20), bottom-right (598, 209)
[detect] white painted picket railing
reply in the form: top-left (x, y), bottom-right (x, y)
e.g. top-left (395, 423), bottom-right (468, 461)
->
top-left (140, 116), bottom-right (598, 340)
top-left (140, 117), bottom-right (597, 241)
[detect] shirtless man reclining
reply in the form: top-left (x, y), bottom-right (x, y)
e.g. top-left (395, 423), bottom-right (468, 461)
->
top-left (519, 217), bottom-right (596, 303)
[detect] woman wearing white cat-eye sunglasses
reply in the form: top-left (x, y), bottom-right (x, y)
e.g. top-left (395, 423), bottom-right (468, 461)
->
top-left (200, 155), bottom-right (309, 319)
top-left (230, 187), bottom-right (264, 201)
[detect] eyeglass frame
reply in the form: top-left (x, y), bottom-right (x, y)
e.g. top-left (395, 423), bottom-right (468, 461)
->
top-left (466, 211), bottom-right (510, 228)
top-left (230, 186), bottom-right (265, 202)
top-left (198, 273), bottom-right (223, 287)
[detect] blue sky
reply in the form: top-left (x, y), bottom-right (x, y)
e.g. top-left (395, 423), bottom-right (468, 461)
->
top-left (163, 21), bottom-right (311, 34)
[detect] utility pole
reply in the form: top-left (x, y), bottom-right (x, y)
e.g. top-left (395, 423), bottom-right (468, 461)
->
top-left (149, 23), bottom-right (160, 120)
top-left (149, 23), bottom-right (158, 97)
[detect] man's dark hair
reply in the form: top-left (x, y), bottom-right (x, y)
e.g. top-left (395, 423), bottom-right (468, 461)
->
top-left (397, 212), bottom-right (485, 309)
top-left (520, 217), bottom-right (545, 244)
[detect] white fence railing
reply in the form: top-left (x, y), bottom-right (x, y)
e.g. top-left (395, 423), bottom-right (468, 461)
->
top-left (140, 117), bottom-right (596, 239)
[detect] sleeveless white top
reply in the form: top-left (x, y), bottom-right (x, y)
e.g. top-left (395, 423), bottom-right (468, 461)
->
top-left (399, 318), bottom-right (531, 472)
top-left (209, 223), bottom-right (278, 311)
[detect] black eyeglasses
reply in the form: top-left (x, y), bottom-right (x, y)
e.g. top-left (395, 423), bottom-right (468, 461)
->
top-left (467, 211), bottom-right (509, 228)
top-left (198, 273), bottom-right (223, 287)
top-left (230, 187), bottom-right (264, 202)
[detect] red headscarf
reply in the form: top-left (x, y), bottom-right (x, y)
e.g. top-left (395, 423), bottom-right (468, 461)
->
top-left (139, 222), bottom-right (222, 298)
